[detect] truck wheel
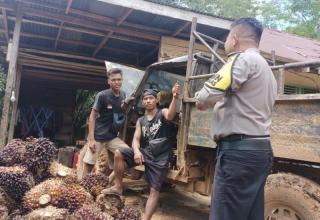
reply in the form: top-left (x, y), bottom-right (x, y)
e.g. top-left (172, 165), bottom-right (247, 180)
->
top-left (265, 173), bottom-right (320, 220)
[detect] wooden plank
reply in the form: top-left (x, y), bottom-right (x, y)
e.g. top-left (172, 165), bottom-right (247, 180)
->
top-left (177, 17), bottom-right (197, 173)
top-left (0, 8), bottom-right (22, 147)
top-left (0, 2), bottom-right (160, 41)
top-left (277, 94), bottom-right (320, 101)
top-left (1, 8), bottom-right (9, 42)
top-left (172, 21), bottom-right (190, 37)
top-left (7, 65), bottom-right (21, 141)
top-left (98, 0), bottom-right (232, 29)
top-left (2, 11), bottom-right (158, 47)
top-left (54, 22), bottom-right (64, 49)
top-left (159, 36), bottom-right (225, 61)
top-left (17, 48), bottom-right (104, 63)
top-left (93, 31), bottom-right (113, 57)
top-left (276, 68), bottom-right (285, 95)
top-left (116, 8), bottom-right (133, 26)
top-left (193, 31), bottom-right (226, 64)
top-left (54, 0), bottom-right (73, 50)
top-left (65, 0), bottom-right (73, 15)
top-left (17, 0), bottom-right (174, 36)
top-left (139, 46), bottom-right (159, 64)
top-left (22, 6), bottom-right (160, 41)
top-left (93, 8), bottom-right (133, 57)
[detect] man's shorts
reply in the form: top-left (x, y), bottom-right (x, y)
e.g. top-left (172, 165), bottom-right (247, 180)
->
top-left (118, 147), bottom-right (169, 192)
top-left (83, 137), bottom-right (129, 168)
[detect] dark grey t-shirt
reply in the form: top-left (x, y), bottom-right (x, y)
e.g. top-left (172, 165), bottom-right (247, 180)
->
top-left (93, 89), bottom-right (126, 141)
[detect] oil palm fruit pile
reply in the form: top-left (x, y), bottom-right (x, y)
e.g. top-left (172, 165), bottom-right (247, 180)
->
top-left (80, 173), bottom-right (109, 197)
top-left (23, 138), bottom-right (58, 172)
top-left (24, 206), bottom-right (69, 220)
top-left (96, 193), bottom-right (125, 217)
top-left (56, 183), bottom-right (93, 212)
top-left (0, 139), bottom-right (27, 166)
top-left (0, 137), bottom-right (141, 219)
top-left (114, 206), bottom-right (141, 220)
top-left (22, 179), bottom-right (66, 211)
top-left (71, 205), bottom-right (109, 220)
top-left (49, 161), bottom-right (77, 184)
top-left (0, 166), bottom-right (35, 201)
top-left (22, 178), bottom-right (93, 213)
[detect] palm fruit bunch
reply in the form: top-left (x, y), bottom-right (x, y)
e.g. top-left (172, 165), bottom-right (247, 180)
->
top-left (25, 205), bottom-right (69, 220)
top-left (96, 193), bottom-right (124, 217)
top-left (49, 161), bottom-right (77, 184)
top-left (71, 205), bottom-right (108, 220)
top-left (114, 206), bottom-right (141, 220)
top-left (23, 138), bottom-right (58, 172)
top-left (56, 183), bottom-right (93, 213)
top-left (0, 205), bottom-right (9, 219)
top-left (79, 173), bottom-right (109, 197)
top-left (0, 139), bottom-right (27, 166)
top-left (22, 179), bottom-right (65, 211)
top-left (0, 166), bottom-right (35, 201)
top-left (0, 187), bottom-right (15, 213)
top-left (33, 168), bottom-right (51, 184)
top-left (7, 208), bottom-right (25, 220)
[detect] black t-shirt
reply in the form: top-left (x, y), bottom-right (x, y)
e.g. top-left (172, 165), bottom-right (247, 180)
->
top-left (93, 89), bottom-right (126, 141)
top-left (139, 110), bottom-right (177, 161)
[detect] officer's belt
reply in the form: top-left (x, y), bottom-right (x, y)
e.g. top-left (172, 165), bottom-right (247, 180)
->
top-left (217, 135), bottom-right (271, 151)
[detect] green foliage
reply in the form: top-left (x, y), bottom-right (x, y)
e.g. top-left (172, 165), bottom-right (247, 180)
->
top-left (151, 0), bottom-right (320, 39)
top-left (73, 90), bottom-right (97, 132)
top-left (182, 0), bottom-right (258, 19)
top-left (258, 0), bottom-right (320, 39)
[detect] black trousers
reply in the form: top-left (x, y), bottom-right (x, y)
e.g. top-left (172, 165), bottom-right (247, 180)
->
top-left (210, 139), bottom-right (273, 220)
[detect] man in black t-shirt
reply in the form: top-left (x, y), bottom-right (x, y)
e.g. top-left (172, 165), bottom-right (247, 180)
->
top-left (102, 83), bottom-right (180, 220)
top-left (82, 68), bottom-right (129, 178)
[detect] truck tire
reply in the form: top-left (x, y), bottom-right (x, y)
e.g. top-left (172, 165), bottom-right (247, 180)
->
top-left (265, 173), bottom-right (320, 220)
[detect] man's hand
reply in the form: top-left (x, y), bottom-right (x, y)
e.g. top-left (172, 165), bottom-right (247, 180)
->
top-left (87, 138), bottom-right (96, 153)
top-left (134, 149), bottom-right (144, 165)
top-left (121, 96), bottom-right (135, 109)
top-left (172, 82), bottom-right (180, 98)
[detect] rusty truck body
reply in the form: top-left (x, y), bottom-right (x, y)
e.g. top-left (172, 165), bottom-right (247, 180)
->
top-left (120, 19), bottom-right (320, 220)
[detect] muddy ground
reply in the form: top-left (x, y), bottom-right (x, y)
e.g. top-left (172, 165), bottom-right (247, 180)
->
top-left (123, 182), bottom-right (211, 220)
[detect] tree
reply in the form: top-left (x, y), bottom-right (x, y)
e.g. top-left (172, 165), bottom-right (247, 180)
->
top-left (181, 0), bottom-right (258, 19)
top-left (258, 0), bottom-right (320, 39)
top-left (158, 0), bottom-right (320, 39)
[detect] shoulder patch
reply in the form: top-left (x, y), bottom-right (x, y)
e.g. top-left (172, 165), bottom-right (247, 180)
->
top-left (205, 54), bottom-right (239, 91)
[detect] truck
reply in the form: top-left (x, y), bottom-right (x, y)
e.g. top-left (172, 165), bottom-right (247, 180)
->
top-left (80, 18), bottom-right (320, 220)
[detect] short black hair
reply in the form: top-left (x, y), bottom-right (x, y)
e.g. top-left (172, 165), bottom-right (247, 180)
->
top-left (107, 67), bottom-right (122, 78)
top-left (231, 17), bottom-right (263, 43)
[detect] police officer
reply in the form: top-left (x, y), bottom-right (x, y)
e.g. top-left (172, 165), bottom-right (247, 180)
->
top-left (195, 17), bottom-right (277, 220)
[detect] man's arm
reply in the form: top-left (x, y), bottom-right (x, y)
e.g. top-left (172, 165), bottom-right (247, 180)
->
top-left (87, 109), bottom-right (97, 141)
top-left (87, 92), bottom-right (102, 152)
top-left (162, 82), bottom-right (180, 121)
top-left (132, 120), bottom-right (144, 165)
top-left (87, 109), bottom-right (98, 152)
top-left (195, 86), bottom-right (224, 110)
top-left (195, 53), bottom-right (249, 110)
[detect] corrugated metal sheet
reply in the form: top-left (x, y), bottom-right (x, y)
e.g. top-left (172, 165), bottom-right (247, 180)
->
top-left (0, 0), bottom-right (230, 67)
top-left (60, 29), bottom-right (101, 45)
top-left (260, 29), bottom-right (320, 62)
top-left (22, 21), bottom-right (57, 37)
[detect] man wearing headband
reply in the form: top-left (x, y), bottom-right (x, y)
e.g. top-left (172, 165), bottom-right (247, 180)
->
top-left (102, 82), bottom-right (180, 220)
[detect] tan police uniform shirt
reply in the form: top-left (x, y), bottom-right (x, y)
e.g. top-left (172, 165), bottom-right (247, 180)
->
top-left (195, 48), bottom-right (277, 141)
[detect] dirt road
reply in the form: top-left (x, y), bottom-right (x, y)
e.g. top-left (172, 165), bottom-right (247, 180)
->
top-left (124, 186), bottom-right (210, 220)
